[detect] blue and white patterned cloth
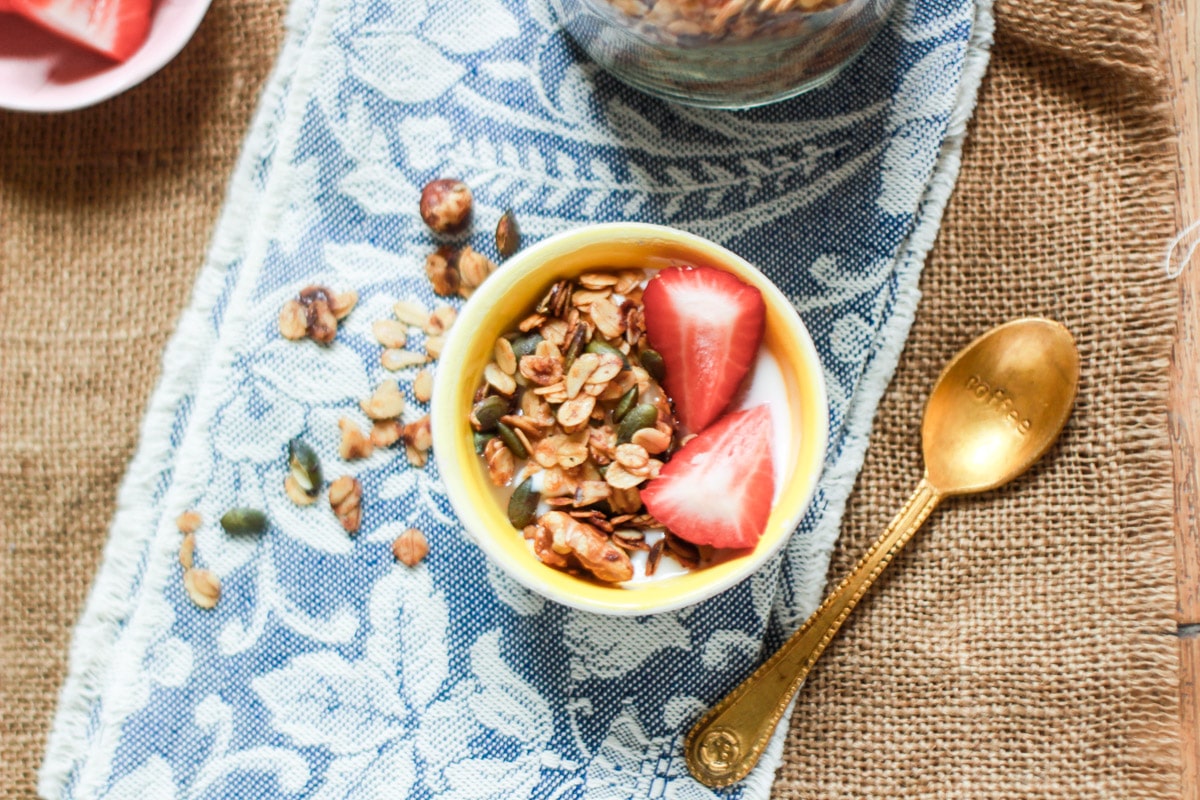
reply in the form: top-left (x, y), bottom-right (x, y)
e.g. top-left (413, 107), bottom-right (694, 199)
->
top-left (40, 0), bottom-right (991, 797)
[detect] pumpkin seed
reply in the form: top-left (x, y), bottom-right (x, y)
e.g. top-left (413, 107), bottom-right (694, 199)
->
top-left (473, 431), bottom-right (492, 454)
top-left (612, 386), bottom-right (638, 423)
top-left (496, 421), bottom-right (529, 459)
top-left (586, 339), bottom-right (627, 364)
top-left (638, 348), bottom-right (666, 382)
top-left (471, 395), bottom-right (509, 432)
top-left (287, 438), bottom-right (322, 495)
top-left (510, 332), bottom-right (542, 360)
top-left (507, 478), bottom-right (539, 529)
top-left (617, 403), bottom-right (658, 443)
top-left (220, 507), bottom-right (268, 536)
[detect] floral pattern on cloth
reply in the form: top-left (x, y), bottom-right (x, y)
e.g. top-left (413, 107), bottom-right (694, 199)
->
top-left (40, 0), bottom-right (990, 797)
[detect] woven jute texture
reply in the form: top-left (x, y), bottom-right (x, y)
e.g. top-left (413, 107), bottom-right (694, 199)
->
top-left (0, 0), bottom-right (1182, 798)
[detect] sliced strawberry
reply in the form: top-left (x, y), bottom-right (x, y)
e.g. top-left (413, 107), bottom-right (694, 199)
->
top-left (10, 0), bottom-right (152, 62)
top-left (642, 265), bottom-right (766, 433)
top-left (641, 404), bottom-right (774, 549)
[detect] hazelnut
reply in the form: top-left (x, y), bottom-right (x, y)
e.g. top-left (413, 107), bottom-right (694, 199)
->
top-left (419, 178), bottom-right (472, 234)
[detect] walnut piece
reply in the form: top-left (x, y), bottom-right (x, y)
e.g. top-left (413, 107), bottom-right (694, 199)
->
top-left (338, 417), bottom-right (374, 460)
top-left (328, 476), bottom-right (363, 533)
top-left (279, 285), bottom-right (354, 344)
top-left (393, 528), bottom-right (430, 567)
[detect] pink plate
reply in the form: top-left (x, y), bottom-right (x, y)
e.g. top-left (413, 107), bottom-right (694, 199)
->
top-left (0, 0), bottom-right (214, 113)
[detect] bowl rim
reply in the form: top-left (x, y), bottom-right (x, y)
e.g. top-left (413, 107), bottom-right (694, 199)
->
top-left (0, 0), bottom-right (215, 113)
top-left (431, 222), bottom-right (829, 615)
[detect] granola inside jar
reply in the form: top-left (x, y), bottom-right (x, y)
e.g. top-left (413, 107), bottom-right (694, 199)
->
top-left (554, 0), bottom-right (896, 108)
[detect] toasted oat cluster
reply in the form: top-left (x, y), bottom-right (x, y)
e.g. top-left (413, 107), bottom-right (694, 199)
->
top-left (470, 270), bottom-right (708, 584)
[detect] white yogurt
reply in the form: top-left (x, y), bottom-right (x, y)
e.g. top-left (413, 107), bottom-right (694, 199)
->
top-left (729, 347), bottom-right (795, 503)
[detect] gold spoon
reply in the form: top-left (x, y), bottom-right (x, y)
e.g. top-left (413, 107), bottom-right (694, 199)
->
top-left (684, 317), bottom-right (1081, 788)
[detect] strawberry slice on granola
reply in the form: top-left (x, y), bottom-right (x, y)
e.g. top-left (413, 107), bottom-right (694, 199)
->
top-left (641, 404), bottom-right (774, 550)
top-left (642, 265), bottom-right (766, 433)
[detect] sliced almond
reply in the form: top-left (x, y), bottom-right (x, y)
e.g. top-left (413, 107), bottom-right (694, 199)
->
top-left (579, 272), bottom-right (620, 289)
top-left (284, 474), bottom-right (317, 506)
top-left (425, 305), bottom-right (458, 336)
top-left (494, 338), bottom-right (517, 375)
top-left (539, 318), bottom-right (569, 347)
top-left (381, 348), bottom-right (428, 371)
top-left (484, 438), bottom-right (515, 486)
top-left (557, 394), bottom-right (596, 433)
top-left (176, 510), bottom-right (202, 534)
top-left (484, 362), bottom-right (517, 396)
top-left (589, 297), bottom-right (626, 339)
top-left (279, 300), bottom-right (307, 340)
top-left (557, 436), bottom-right (590, 469)
top-left (574, 480), bottom-right (610, 507)
top-left (179, 532), bottom-right (196, 569)
top-left (328, 475), bottom-right (357, 507)
top-left (330, 290), bottom-right (358, 320)
top-left (393, 299), bottom-right (428, 328)
top-left (425, 335), bottom-right (446, 360)
top-left (604, 462), bottom-right (646, 490)
top-left (404, 415), bottom-right (433, 451)
top-left (614, 443), bottom-right (650, 471)
top-left (631, 426), bottom-right (671, 454)
top-left (533, 436), bottom-right (563, 469)
top-left (338, 417), bottom-right (374, 460)
top-left (361, 380), bottom-right (405, 420)
top-left (184, 568), bottom-right (221, 609)
top-left (570, 288), bottom-right (611, 308)
top-left (372, 319), bottom-right (408, 349)
top-left (406, 442), bottom-right (428, 468)
top-left (564, 352), bottom-right (600, 399)
top-left (413, 369), bottom-right (434, 403)
top-left (590, 353), bottom-right (624, 385)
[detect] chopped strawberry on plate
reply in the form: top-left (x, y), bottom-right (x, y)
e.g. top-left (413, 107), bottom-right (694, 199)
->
top-left (9, 0), bottom-right (153, 62)
top-left (642, 265), bottom-right (766, 433)
top-left (641, 404), bottom-right (774, 550)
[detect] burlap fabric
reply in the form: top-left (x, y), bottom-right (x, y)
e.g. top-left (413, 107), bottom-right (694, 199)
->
top-left (0, 0), bottom-right (1181, 798)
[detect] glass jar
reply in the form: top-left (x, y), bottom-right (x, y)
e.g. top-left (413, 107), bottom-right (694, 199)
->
top-left (554, 0), bottom-right (896, 109)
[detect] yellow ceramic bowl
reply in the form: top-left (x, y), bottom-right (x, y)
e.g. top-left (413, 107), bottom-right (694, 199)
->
top-left (432, 223), bottom-right (828, 615)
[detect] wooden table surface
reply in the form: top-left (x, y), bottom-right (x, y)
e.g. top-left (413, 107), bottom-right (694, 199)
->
top-left (1159, 0), bottom-right (1200, 795)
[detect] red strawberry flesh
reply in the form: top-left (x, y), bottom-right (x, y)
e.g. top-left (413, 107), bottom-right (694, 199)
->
top-left (10, 0), bottom-right (152, 62)
top-left (642, 265), bottom-right (766, 433)
top-left (641, 404), bottom-right (775, 550)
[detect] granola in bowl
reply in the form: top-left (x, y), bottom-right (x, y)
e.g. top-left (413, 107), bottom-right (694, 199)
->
top-left (432, 223), bottom-right (828, 615)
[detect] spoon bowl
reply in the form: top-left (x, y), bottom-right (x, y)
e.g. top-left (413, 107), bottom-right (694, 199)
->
top-left (685, 317), bottom-right (1080, 787)
top-left (923, 318), bottom-right (1080, 495)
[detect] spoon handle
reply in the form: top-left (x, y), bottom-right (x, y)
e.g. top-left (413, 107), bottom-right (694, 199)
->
top-left (684, 476), bottom-right (943, 788)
